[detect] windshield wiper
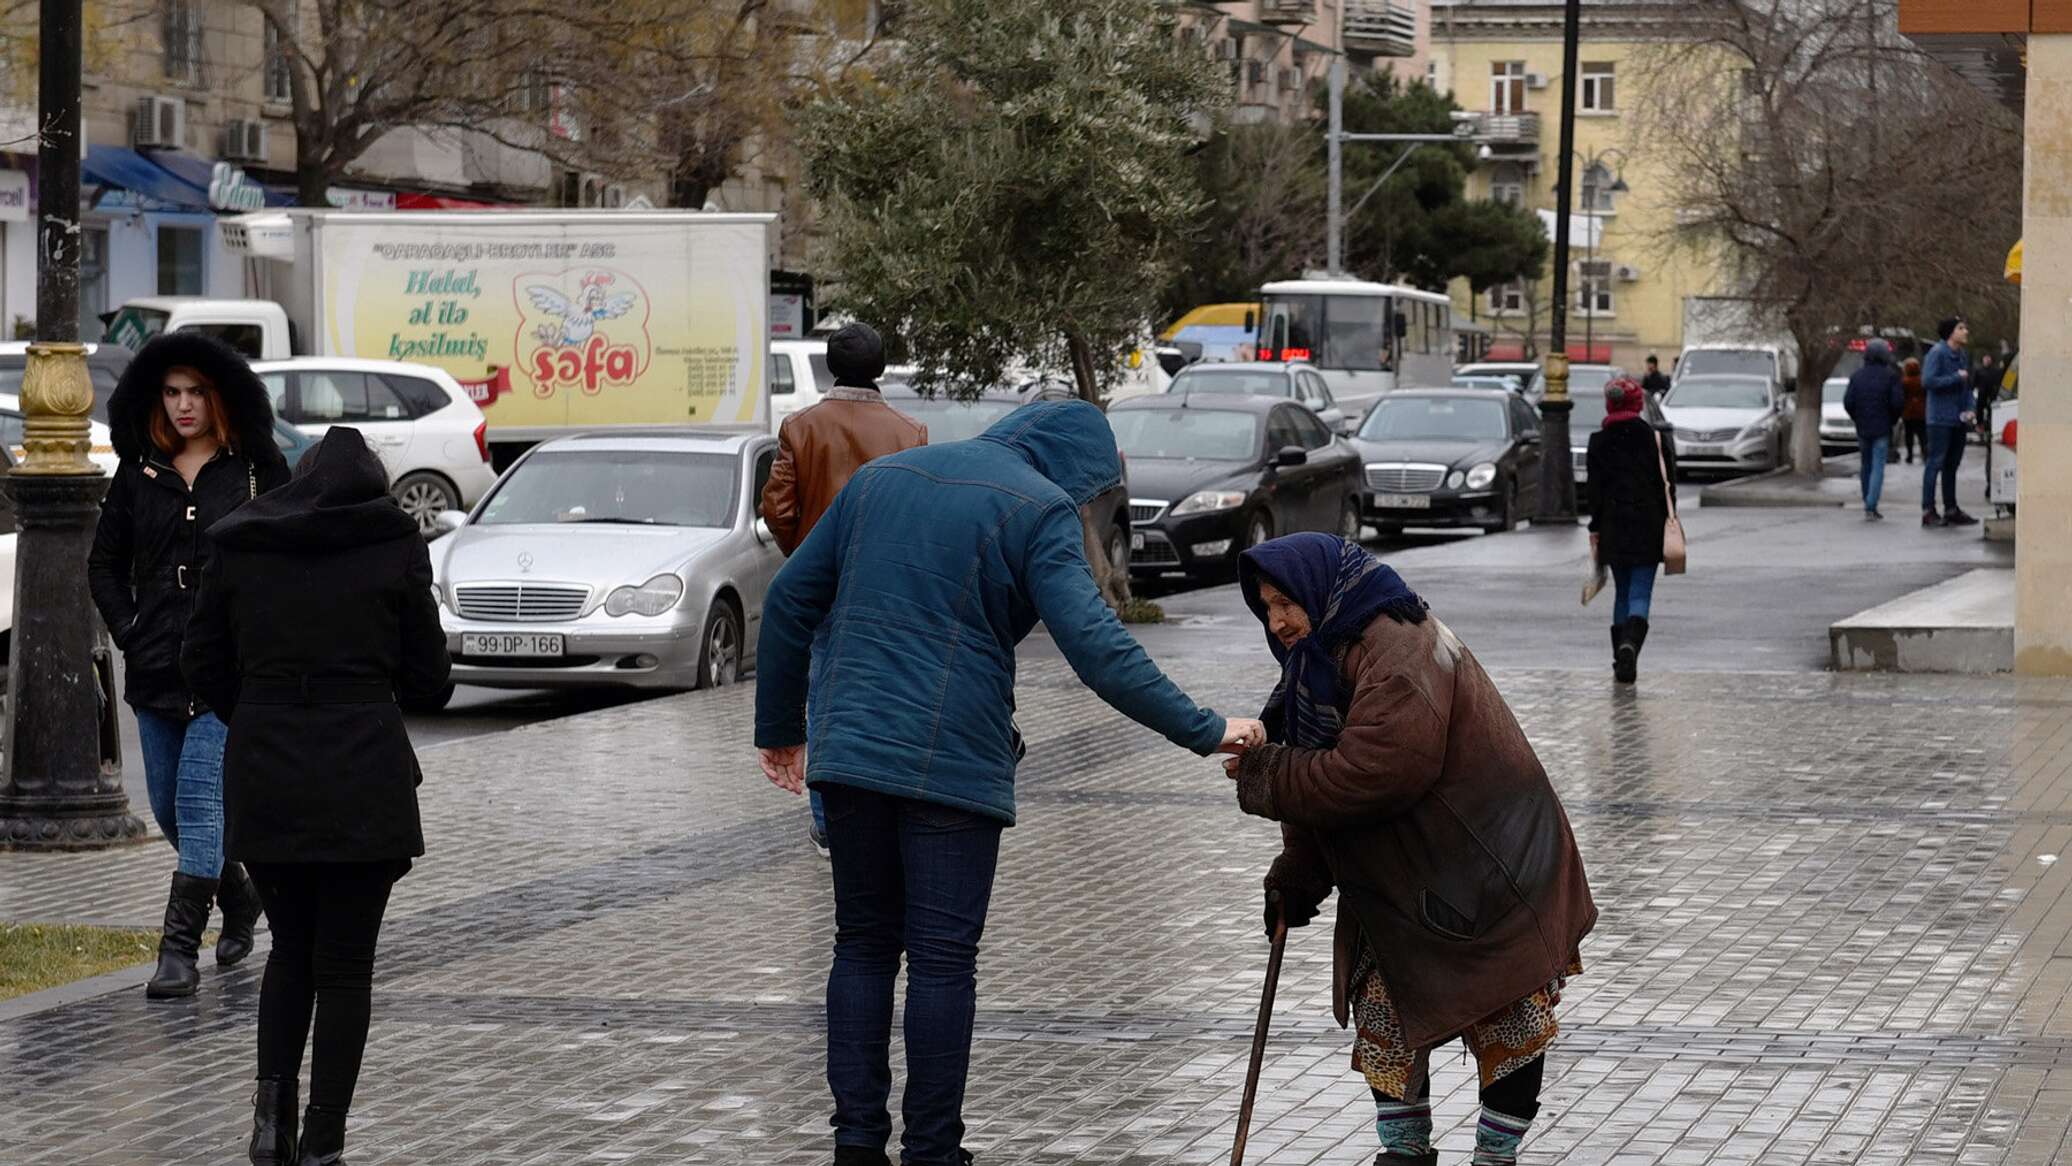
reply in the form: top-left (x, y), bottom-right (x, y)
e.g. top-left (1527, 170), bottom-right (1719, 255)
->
top-left (566, 516), bottom-right (658, 525)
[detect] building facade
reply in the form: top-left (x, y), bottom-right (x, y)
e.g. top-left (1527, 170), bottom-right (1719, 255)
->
top-left (1428, 0), bottom-right (1727, 369)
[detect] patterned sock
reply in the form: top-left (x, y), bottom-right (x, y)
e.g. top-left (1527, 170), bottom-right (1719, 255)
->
top-left (1373, 1095), bottom-right (1432, 1157)
top-left (1472, 1105), bottom-right (1533, 1165)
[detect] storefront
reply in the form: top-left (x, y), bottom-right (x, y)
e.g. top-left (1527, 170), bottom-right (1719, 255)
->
top-left (0, 159), bottom-right (30, 339)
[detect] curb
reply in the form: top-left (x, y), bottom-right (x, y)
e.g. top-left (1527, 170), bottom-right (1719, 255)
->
top-left (1698, 466), bottom-right (1850, 509)
top-left (0, 937), bottom-right (273, 1023)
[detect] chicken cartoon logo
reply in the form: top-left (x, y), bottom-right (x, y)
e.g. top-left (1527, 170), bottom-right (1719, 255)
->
top-left (518, 270), bottom-right (650, 397)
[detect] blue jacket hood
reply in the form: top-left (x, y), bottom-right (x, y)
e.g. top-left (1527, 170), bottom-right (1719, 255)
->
top-left (975, 400), bottom-right (1119, 508)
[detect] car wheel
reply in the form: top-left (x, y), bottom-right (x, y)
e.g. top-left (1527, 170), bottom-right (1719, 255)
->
top-left (401, 683), bottom-right (455, 714)
top-left (394, 472), bottom-right (461, 537)
top-left (1244, 510), bottom-right (1274, 551)
top-left (697, 598), bottom-right (743, 690)
top-left (1484, 481), bottom-right (1517, 534)
top-left (1338, 498), bottom-right (1362, 541)
top-left (1104, 522), bottom-right (1130, 577)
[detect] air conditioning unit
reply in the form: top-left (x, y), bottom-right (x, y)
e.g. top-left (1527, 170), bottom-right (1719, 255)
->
top-left (134, 96), bottom-right (185, 149)
top-left (1616, 264), bottom-right (1642, 282)
top-left (1525, 72), bottom-right (1550, 90)
top-left (1214, 39), bottom-right (1239, 61)
top-left (222, 119), bottom-right (268, 163)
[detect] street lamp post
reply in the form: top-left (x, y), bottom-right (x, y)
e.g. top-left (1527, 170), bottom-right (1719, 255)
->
top-left (0, 0), bottom-right (143, 849)
top-left (1326, 59), bottom-right (1480, 276)
top-left (1569, 148), bottom-right (1628, 365)
top-left (1534, 0), bottom-right (1585, 524)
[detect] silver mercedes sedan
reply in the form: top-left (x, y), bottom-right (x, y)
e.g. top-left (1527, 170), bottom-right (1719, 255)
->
top-left (426, 427), bottom-right (784, 706)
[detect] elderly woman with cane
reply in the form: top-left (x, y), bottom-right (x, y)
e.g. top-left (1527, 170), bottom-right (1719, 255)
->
top-left (1224, 533), bottom-right (1595, 1166)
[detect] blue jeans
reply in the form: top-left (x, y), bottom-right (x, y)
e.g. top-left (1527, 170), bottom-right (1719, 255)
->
top-left (1922, 423), bottom-right (1966, 513)
top-left (820, 783), bottom-right (1002, 1164)
top-left (810, 787), bottom-right (828, 840)
top-left (133, 709), bottom-right (228, 879)
top-left (1612, 563), bottom-right (1658, 625)
top-left (1859, 436), bottom-right (1890, 511)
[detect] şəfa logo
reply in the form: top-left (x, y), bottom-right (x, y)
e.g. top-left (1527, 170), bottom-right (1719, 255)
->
top-left (519, 270), bottom-right (651, 397)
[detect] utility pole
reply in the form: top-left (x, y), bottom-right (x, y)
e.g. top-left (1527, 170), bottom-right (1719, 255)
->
top-left (0, 0), bottom-right (142, 849)
top-left (1534, 0), bottom-right (1583, 524)
top-left (1325, 59), bottom-right (1474, 278)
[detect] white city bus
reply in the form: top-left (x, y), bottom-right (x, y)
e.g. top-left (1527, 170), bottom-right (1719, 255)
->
top-left (1255, 278), bottom-right (1461, 421)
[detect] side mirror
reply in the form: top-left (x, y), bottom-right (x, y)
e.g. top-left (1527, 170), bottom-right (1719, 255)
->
top-left (1156, 348), bottom-right (1187, 377)
top-left (1275, 445), bottom-right (1308, 468)
top-left (754, 517), bottom-right (774, 545)
top-left (432, 509), bottom-right (468, 537)
top-left (1243, 309), bottom-right (1257, 333)
top-left (1394, 312), bottom-right (1409, 339)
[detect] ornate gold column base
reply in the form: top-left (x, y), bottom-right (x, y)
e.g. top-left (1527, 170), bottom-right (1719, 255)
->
top-left (17, 341), bottom-right (99, 476)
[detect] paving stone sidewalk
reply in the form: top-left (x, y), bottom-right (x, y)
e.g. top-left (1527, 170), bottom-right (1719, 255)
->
top-left (4, 649), bottom-right (2072, 1165)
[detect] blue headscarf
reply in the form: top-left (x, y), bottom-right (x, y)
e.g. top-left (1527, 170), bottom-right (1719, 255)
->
top-left (1238, 533), bottom-right (1426, 749)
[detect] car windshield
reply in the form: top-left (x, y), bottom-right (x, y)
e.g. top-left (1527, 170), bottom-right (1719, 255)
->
top-left (1680, 349), bottom-right (1775, 379)
top-left (1667, 377), bottom-right (1772, 410)
top-left (890, 397), bottom-right (1022, 444)
top-left (1831, 349), bottom-right (1865, 379)
top-left (1108, 408), bottom-right (1260, 460)
top-left (1171, 368), bottom-right (1292, 397)
top-left (1823, 379), bottom-right (1850, 404)
top-left (1450, 376), bottom-right (1515, 391)
top-left (1360, 397), bottom-right (1509, 442)
top-left (1567, 367), bottom-right (1615, 398)
top-left (478, 449), bottom-right (738, 527)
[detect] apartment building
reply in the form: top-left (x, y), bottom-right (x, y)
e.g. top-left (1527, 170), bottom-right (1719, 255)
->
top-left (1181, 1), bottom-right (1427, 124)
top-left (1428, 0), bottom-right (1728, 368)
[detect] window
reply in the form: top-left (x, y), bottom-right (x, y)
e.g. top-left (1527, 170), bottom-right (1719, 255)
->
top-left (1511, 396), bottom-right (1540, 436)
top-left (1490, 163), bottom-right (1524, 207)
top-left (1266, 409), bottom-right (1305, 453)
top-left (263, 14), bottom-right (293, 103)
top-left (1580, 162), bottom-right (1617, 213)
top-left (163, 0), bottom-right (203, 84)
top-left (1291, 407), bottom-right (1334, 451)
top-left (770, 354), bottom-right (797, 396)
top-left (753, 448), bottom-right (777, 516)
top-left (78, 227), bottom-right (108, 341)
top-left (1488, 280), bottom-right (1525, 314)
top-left (294, 372), bottom-right (408, 423)
top-left (385, 375), bottom-right (452, 417)
top-left (261, 373), bottom-right (290, 413)
top-left (1577, 259), bottom-right (1614, 314)
top-left (1491, 61), bottom-right (1526, 115)
top-left (1580, 62), bottom-right (1615, 112)
top-left (188, 323), bottom-right (264, 359)
top-left (156, 226), bottom-right (203, 294)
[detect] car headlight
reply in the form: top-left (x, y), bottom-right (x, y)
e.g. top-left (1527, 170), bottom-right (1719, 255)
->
top-left (1446, 470), bottom-right (1465, 489)
top-left (604, 574), bottom-right (685, 617)
top-left (1170, 490), bottom-right (1248, 517)
top-left (431, 583), bottom-right (447, 611)
top-left (1464, 462), bottom-right (1498, 490)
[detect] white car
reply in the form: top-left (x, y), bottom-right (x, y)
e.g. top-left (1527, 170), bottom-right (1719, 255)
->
top-left (769, 339), bottom-right (831, 435)
top-left (1818, 376), bottom-right (1858, 449)
top-left (253, 357), bottom-right (497, 534)
top-left (0, 394), bottom-right (119, 474)
top-left (1166, 360), bottom-right (1353, 435)
top-left (1661, 373), bottom-right (1793, 475)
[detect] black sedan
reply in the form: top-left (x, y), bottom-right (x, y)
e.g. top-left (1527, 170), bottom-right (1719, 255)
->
top-left (1352, 388), bottom-right (1544, 535)
top-left (1109, 394), bottom-right (1363, 578)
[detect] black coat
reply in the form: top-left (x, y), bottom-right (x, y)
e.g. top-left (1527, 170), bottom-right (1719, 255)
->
top-left (1586, 418), bottom-right (1677, 568)
top-left (87, 334), bottom-right (291, 715)
top-left (182, 429), bottom-right (450, 865)
top-left (1843, 356), bottom-right (1904, 441)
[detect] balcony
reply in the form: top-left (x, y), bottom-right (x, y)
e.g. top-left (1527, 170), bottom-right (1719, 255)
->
top-left (1261, 0), bottom-right (1320, 23)
top-left (1344, 0), bottom-right (1418, 57)
top-left (1478, 112), bottom-right (1541, 147)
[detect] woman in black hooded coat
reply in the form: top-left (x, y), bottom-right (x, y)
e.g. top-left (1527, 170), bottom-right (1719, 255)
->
top-left (183, 426), bottom-right (450, 1166)
top-left (87, 332), bottom-right (290, 999)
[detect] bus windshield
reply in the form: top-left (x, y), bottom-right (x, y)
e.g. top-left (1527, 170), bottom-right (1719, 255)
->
top-left (1260, 294), bottom-right (1390, 371)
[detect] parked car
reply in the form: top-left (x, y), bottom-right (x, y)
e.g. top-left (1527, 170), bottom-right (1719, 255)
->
top-left (1111, 394), bottom-right (1362, 578)
top-left (1660, 373), bottom-right (1792, 475)
top-left (0, 341), bottom-right (132, 404)
top-left (1566, 383), bottom-right (1671, 488)
top-left (428, 427), bottom-right (785, 707)
top-left (1454, 361), bottom-right (1545, 397)
top-left (254, 357), bottom-right (496, 534)
top-left (1166, 360), bottom-right (1353, 435)
top-left (1352, 388), bottom-right (1544, 535)
top-left (1817, 376), bottom-right (1857, 450)
top-left (0, 394), bottom-right (120, 474)
top-left (768, 338), bottom-right (832, 434)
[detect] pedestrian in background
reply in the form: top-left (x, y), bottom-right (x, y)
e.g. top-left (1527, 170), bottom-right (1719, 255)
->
top-left (183, 428), bottom-right (451, 1166)
top-left (1585, 377), bottom-right (1676, 685)
top-left (757, 322), bottom-right (927, 860)
top-left (88, 333), bottom-right (290, 1000)
top-left (1226, 533), bottom-right (1594, 1166)
top-left (1919, 316), bottom-right (1979, 528)
top-left (1842, 339), bottom-right (1904, 520)
top-left (754, 400), bottom-right (1265, 1166)
top-left (1640, 354), bottom-right (1672, 397)
top-left (1900, 356), bottom-right (1927, 464)
top-left (1973, 351), bottom-right (2004, 428)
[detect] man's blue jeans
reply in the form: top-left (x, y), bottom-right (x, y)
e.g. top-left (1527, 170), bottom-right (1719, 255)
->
top-left (1612, 563), bottom-right (1658, 625)
top-left (1922, 423), bottom-right (1966, 514)
top-left (1859, 436), bottom-right (1891, 511)
top-left (820, 783), bottom-right (1002, 1164)
top-left (133, 709), bottom-right (227, 879)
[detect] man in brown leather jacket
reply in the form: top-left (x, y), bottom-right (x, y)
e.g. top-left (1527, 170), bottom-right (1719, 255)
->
top-left (762, 323), bottom-right (926, 556)
top-left (758, 322), bottom-right (925, 856)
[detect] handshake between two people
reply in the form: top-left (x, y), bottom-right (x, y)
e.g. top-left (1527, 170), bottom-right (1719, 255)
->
top-left (757, 716), bottom-right (1269, 796)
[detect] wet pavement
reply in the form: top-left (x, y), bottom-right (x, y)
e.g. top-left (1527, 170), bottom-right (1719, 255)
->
top-left (6, 630), bottom-right (2072, 1164)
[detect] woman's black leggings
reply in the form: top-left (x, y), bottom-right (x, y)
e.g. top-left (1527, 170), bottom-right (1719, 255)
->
top-left (248, 862), bottom-right (402, 1112)
top-left (1372, 1053), bottom-right (1546, 1121)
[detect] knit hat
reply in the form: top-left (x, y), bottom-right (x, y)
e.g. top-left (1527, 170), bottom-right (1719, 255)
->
top-left (1937, 316), bottom-right (1964, 341)
top-left (826, 323), bottom-right (887, 388)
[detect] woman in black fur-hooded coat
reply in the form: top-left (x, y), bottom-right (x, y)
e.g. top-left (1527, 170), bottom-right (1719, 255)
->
top-left (87, 332), bottom-right (289, 1000)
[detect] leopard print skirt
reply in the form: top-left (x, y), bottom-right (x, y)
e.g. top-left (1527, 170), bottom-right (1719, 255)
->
top-left (1348, 942), bottom-right (1581, 1098)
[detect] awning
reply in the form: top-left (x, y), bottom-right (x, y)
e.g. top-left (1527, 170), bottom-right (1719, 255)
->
top-left (2006, 238), bottom-right (2022, 285)
top-left (395, 192), bottom-right (516, 210)
top-left (83, 146), bottom-right (210, 211)
top-left (146, 149), bottom-right (294, 208)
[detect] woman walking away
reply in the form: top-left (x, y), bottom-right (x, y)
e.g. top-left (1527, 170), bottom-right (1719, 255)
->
top-left (1225, 534), bottom-right (1595, 1166)
top-left (1901, 357), bottom-right (1927, 464)
top-left (89, 333), bottom-right (291, 999)
top-left (183, 427), bottom-right (449, 1166)
top-left (1586, 377), bottom-right (1676, 684)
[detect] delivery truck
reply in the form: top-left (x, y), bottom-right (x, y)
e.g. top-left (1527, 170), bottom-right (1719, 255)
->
top-left (104, 209), bottom-right (776, 457)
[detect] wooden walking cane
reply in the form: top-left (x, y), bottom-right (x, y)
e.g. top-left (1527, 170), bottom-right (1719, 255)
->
top-left (1230, 900), bottom-right (1289, 1166)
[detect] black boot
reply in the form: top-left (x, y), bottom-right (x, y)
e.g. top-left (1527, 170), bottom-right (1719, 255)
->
top-left (1375, 1153), bottom-right (1438, 1165)
top-left (217, 862), bottom-right (262, 967)
top-left (249, 1077), bottom-right (297, 1165)
top-left (1626, 616), bottom-right (1651, 679)
top-left (146, 873), bottom-right (217, 999)
top-left (831, 1149), bottom-right (891, 1166)
top-left (1612, 624), bottom-right (1635, 684)
top-left (297, 1105), bottom-right (348, 1165)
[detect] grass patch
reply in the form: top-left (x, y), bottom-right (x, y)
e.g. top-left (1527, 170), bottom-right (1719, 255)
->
top-left (0, 923), bottom-right (158, 1000)
top-left (1119, 597), bottom-right (1166, 625)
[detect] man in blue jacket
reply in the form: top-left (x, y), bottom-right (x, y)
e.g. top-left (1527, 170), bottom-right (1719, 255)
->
top-left (1842, 339), bottom-right (1905, 520)
top-left (1919, 316), bottom-right (1979, 528)
top-left (755, 399), bottom-right (1263, 1166)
